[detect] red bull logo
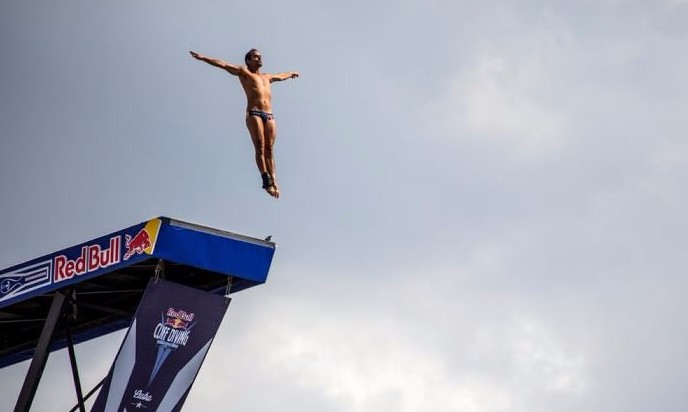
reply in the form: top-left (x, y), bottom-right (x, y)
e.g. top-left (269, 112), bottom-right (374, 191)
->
top-left (153, 311), bottom-right (194, 347)
top-left (51, 219), bottom-right (161, 283)
top-left (124, 229), bottom-right (151, 260)
top-left (123, 219), bottom-right (161, 260)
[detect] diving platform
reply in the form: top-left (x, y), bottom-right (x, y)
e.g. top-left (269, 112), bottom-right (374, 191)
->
top-left (0, 216), bottom-right (276, 368)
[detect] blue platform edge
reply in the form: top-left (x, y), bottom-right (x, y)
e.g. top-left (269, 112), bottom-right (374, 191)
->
top-left (0, 216), bottom-right (276, 309)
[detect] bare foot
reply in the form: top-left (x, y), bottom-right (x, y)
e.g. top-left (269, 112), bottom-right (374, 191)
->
top-left (265, 184), bottom-right (279, 198)
top-left (272, 181), bottom-right (280, 198)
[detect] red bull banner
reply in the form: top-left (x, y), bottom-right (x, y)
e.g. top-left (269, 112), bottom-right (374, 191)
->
top-left (91, 279), bottom-right (230, 412)
top-left (0, 218), bottom-right (163, 308)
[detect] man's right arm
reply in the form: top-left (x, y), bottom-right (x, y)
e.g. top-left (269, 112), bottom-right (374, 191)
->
top-left (189, 51), bottom-right (244, 76)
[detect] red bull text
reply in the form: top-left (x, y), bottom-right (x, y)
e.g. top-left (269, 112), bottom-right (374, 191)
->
top-left (54, 236), bottom-right (121, 283)
top-left (166, 308), bottom-right (195, 322)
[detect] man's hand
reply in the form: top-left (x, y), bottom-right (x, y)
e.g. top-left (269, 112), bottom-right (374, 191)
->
top-left (190, 51), bottom-right (203, 60)
top-left (290, 71), bottom-right (300, 79)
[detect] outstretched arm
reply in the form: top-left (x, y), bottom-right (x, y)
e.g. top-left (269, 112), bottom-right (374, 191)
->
top-left (270, 71), bottom-right (300, 83)
top-left (190, 51), bottom-right (245, 76)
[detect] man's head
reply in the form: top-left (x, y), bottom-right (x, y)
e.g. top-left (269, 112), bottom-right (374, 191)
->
top-left (245, 48), bottom-right (263, 70)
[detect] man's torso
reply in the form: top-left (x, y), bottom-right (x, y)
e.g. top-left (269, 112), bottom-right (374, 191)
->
top-left (240, 71), bottom-right (272, 112)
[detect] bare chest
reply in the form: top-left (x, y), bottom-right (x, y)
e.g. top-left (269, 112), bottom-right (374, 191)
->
top-left (240, 73), bottom-right (271, 93)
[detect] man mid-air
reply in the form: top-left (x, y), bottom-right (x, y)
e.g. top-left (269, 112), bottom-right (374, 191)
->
top-left (190, 49), bottom-right (299, 198)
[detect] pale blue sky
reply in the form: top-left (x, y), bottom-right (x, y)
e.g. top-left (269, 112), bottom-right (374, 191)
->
top-left (2, 1), bottom-right (688, 411)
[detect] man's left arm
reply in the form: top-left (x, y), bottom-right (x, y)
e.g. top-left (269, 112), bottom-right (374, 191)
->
top-left (270, 71), bottom-right (300, 82)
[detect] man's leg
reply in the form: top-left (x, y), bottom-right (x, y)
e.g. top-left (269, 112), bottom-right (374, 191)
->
top-left (246, 115), bottom-right (278, 197)
top-left (246, 115), bottom-right (266, 173)
top-left (264, 119), bottom-right (279, 196)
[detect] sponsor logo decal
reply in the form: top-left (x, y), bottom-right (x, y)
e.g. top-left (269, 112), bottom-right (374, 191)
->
top-left (1, 218), bottom-right (163, 304)
top-left (149, 307), bottom-right (196, 385)
top-left (0, 261), bottom-right (52, 303)
top-left (129, 389), bottom-right (153, 409)
top-left (53, 236), bottom-right (121, 283)
top-left (124, 219), bottom-right (161, 261)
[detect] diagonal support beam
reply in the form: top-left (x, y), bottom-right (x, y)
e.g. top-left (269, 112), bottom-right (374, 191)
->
top-left (14, 291), bottom-right (68, 412)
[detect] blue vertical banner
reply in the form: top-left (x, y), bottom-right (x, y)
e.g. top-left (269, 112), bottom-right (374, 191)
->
top-left (91, 279), bottom-right (230, 412)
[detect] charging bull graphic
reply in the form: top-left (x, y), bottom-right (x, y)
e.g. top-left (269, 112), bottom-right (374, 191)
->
top-left (123, 219), bottom-right (162, 261)
top-left (124, 229), bottom-right (152, 260)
